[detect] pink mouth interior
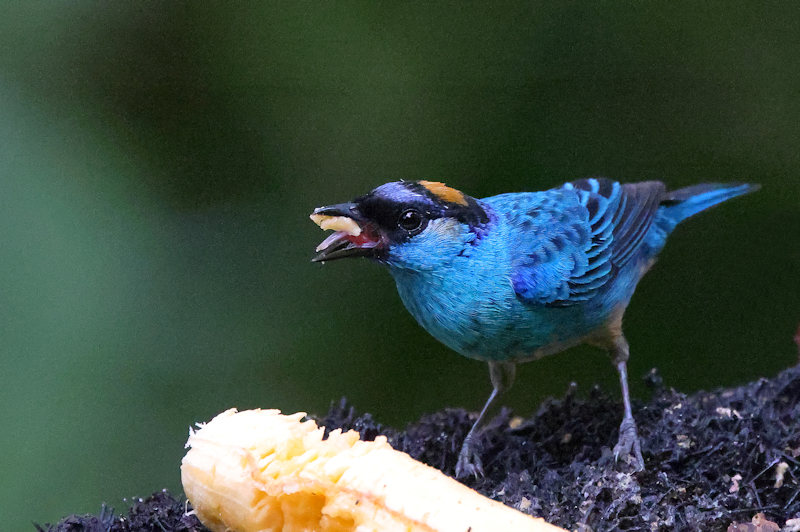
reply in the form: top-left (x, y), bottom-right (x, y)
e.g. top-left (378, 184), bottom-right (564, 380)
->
top-left (346, 231), bottom-right (380, 247)
top-left (317, 227), bottom-right (382, 252)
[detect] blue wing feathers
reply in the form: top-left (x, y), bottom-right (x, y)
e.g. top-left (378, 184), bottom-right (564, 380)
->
top-left (507, 178), bottom-right (757, 307)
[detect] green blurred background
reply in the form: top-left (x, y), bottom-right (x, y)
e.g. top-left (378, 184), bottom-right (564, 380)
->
top-left (1, 2), bottom-right (798, 528)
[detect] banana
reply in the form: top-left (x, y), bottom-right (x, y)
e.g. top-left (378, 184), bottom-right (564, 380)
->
top-left (181, 408), bottom-right (566, 532)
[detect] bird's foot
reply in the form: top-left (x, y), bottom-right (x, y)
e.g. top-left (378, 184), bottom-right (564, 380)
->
top-left (455, 438), bottom-right (484, 479)
top-left (613, 417), bottom-right (645, 472)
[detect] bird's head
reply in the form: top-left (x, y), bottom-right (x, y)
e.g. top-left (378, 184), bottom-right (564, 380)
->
top-left (310, 180), bottom-right (489, 271)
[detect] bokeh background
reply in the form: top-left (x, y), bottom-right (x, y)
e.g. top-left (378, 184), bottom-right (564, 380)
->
top-left (2, 2), bottom-right (799, 529)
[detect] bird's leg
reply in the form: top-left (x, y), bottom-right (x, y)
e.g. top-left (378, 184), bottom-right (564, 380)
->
top-left (455, 361), bottom-right (516, 479)
top-left (610, 335), bottom-right (645, 471)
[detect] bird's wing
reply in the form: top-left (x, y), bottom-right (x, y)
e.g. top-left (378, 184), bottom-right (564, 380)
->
top-left (510, 178), bottom-right (665, 306)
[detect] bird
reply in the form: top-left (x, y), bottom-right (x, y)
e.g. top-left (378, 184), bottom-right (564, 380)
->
top-left (309, 177), bottom-right (759, 478)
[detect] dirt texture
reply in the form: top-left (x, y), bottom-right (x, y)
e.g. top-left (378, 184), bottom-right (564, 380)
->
top-left (39, 366), bottom-right (800, 532)
top-left (35, 490), bottom-right (206, 532)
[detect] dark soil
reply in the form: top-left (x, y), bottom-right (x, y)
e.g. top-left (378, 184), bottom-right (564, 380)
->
top-left (39, 365), bottom-right (800, 532)
top-left (35, 491), bottom-right (206, 532)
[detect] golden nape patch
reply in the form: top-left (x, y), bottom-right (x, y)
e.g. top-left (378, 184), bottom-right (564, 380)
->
top-left (310, 214), bottom-right (362, 236)
top-left (419, 180), bottom-right (469, 207)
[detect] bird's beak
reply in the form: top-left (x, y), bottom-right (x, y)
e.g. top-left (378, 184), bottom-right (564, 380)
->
top-left (310, 202), bottom-right (385, 262)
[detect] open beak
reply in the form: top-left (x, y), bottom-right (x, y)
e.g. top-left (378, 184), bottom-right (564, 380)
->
top-left (310, 203), bottom-right (384, 262)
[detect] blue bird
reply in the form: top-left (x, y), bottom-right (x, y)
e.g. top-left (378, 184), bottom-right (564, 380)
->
top-left (310, 178), bottom-right (758, 477)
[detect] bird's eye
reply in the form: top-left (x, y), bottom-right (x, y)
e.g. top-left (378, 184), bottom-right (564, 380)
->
top-left (398, 209), bottom-right (424, 233)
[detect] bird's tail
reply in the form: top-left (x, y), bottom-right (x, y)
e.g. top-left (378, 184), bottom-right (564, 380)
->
top-left (660, 182), bottom-right (760, 226)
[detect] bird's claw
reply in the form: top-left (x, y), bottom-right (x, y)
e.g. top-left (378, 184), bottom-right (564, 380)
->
top-left (455, 439), bottom-right (484, 479)
top-left (613, 417), bottom-right (645, 472)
